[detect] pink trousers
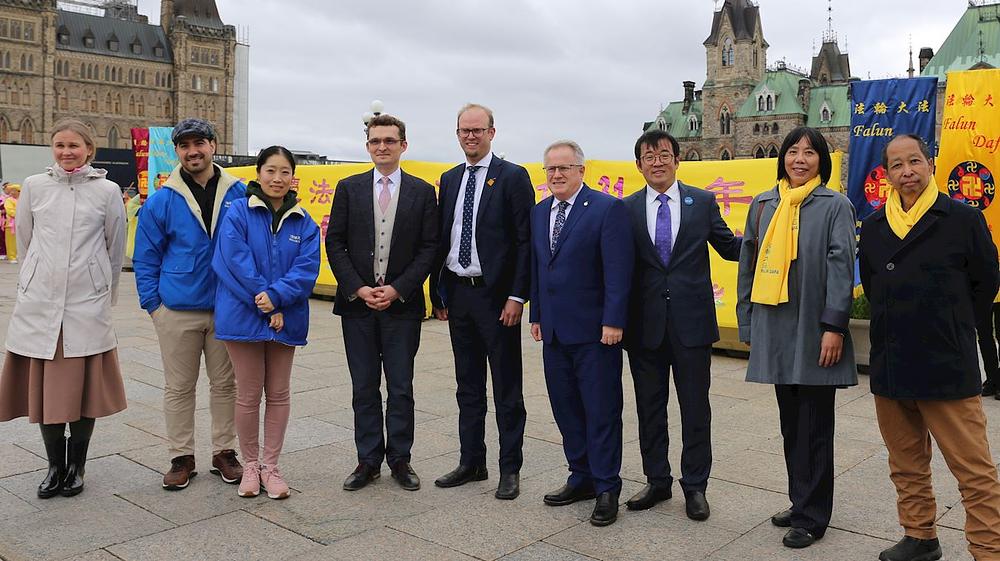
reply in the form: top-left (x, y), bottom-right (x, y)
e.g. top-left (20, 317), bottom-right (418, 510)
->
top-left (225, 341), bottom-right (295, 466)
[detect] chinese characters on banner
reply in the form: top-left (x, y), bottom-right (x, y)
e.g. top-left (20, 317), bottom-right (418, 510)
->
top-left (936, 69), bottom-right (1000, 281)
top-left (229, 155), bottom-right (842, 330)
top-left (130, 128), bottom-right (149, 197)
top-left (848, 77), bottom-right (938, 222)
top-left (130, 127), bottom-right (180, 195)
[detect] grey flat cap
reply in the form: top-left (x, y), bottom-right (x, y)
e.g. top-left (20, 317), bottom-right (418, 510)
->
top-left (172, 118), bottom-right (216, 144)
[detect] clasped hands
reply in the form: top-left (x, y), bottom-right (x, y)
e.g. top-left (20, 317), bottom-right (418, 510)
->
top-left (356, 285), bottom-right (400, 311)
top-left (530, 323), bottom-right (623, 346)
top-left (254, 291), bottom-right (283, 332)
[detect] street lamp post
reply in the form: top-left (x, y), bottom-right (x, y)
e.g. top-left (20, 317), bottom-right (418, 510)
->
top-left (362, 99), bottom-right (385, 131)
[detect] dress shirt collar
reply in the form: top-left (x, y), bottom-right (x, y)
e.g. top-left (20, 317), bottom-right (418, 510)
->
top-left (466, 152), bottom-right (493, 172)
top-left (646, 181), bottom-right (679, 205)
top-left (374, 167), bottom-right (402, 192)
top-left (552, 184), bottom-right (584, 210)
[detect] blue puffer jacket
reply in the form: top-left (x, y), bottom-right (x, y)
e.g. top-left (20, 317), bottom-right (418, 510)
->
top-left (133, 165), bottom-right (247, 313)
top-left (212, 194), bottom-right (321, 346)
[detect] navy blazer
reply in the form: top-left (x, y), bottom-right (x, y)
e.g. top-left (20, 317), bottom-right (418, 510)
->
top-left (430, 154), bottom-right (535, 308)
top-left (529, 185), bottom-right (634, 345)
top-left (326, 169), bottom-right (438, 319)
top-left (624, 182), bottom-right (742, 350)
top-left (859, 193), bottom-right (1000, 400)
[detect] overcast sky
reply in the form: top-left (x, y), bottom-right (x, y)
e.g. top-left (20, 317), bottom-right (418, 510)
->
top-left (135, 0), bottom-right (971, 162)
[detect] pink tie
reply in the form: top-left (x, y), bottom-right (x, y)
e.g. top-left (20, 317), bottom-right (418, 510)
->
top-left (378, 176), bottom-right (391, 213)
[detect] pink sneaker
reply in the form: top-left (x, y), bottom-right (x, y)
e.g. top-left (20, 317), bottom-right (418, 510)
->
top-left (260, 465), bottom-right (290, 499)
top-left (238, 461), bottom-right (260, 497)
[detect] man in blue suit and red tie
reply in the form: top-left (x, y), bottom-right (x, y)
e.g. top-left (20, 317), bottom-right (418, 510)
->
top-left (530, 140), bottom-right (634, 527)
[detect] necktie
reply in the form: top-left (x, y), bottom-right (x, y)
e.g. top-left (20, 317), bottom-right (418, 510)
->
top-left (551, 200), bottom-right (569, 253)
top-left (655, 193), bottom-right (672, 267)
top-left (378, 176), bottom-right (391, 213)
top-left (457, 165), bottom-right (480, 268)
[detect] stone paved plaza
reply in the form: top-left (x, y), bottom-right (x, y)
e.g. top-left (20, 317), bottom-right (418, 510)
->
top-left (0, 266), bottom-right (997, 561)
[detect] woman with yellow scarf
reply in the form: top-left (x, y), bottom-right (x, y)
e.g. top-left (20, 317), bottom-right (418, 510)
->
top-left (736, 127), bottom-right (858, 550)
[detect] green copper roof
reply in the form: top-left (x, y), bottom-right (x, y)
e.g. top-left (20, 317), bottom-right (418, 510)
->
top-left (645, 100), bottom-right (704, 139)
top-left (806, 84), bottom-right (851, 128)
top-left (736, 69), bottom-right (808, 117)
top-left (921, 3), bottom-right (1000, 81)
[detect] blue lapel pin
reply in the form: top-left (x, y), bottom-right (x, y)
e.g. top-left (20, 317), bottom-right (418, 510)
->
top-left (684, 196), bottom-right (694, 206)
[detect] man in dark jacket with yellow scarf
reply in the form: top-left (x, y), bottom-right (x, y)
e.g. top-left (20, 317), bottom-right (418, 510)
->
top-left (859, 134), bottom-right (1000, 561)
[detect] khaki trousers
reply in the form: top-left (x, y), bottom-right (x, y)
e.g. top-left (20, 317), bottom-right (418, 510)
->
top-left (152, 306), bottom-right (236, 458)
top-left (874, 395), bottom-right (1000, 561)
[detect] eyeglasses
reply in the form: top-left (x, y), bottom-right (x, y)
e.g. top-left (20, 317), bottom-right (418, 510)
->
top-left (456, 128), bottom-right (490, 138)
top-left (641, 152), bottom-right (675, 165)
top-left (543, 164), bottom-right (583, 176)
top-left (367, 138), bottom-right (401, 148)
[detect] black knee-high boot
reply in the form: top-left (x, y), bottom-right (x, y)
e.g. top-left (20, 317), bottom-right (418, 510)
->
top-left (61, 417), bottom-right (94, 497)
top-left (38, 423), bottom-right (66, 499)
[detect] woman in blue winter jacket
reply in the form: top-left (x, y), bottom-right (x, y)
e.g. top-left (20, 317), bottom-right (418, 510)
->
top-left (212, 146), bottom-right (320, 499)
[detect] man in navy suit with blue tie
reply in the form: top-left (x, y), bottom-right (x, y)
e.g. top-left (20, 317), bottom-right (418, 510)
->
top-left (530, 140), bottom-right (634, 527)
top-left (430, 104), bottom-right (534, 500)
top-left (622, 130), bottom-right (742, 520)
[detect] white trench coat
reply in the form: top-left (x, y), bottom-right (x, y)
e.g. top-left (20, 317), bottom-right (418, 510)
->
top-left (5, 165), bottom-right (126, 360)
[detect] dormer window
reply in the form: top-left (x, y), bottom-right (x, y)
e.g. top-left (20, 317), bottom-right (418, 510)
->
top-left (154, 45), bottom-right (164, 58)
top-left (131, 41), bottom-right (142, 55)
top-left (820, 102), bottom-right (833, 123)
top-left (58, 32), bottom-right (69, 45)
top-left (688, 114), bottom-right (698, 132)
top-left (108, 39), bottom-right (118, 51)
top-left (83, 32), bottom-right (95, 48)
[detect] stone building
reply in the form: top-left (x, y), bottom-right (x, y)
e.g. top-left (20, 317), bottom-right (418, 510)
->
top-left (0, 0), bottom-right (240, 152)
top-left (645, 0), bottom-right (1000, 170)
top-left (644, 0), bottom-right (854, 164)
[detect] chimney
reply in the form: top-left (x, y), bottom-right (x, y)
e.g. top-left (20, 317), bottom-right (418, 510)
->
top-left (797, 78), bottom-right (811, 111)
top-left (161, 0), bottom-right (174, 34)
top-left (683, 81), bottom-right (695, 112)
top-left (918, 47), bottom-right (934, 73)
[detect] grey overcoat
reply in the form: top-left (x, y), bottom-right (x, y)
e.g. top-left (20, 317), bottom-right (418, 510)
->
top-left (5, 165), bottom-right (126, 360)
top-left (736, 185), bottom-right (858, 386)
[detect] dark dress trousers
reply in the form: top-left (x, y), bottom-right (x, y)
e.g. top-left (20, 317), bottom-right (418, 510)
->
top-left (430, 155), bottom-right (534, 474)
top-left (529, 185), bottom-right (634, 495)
top-left (623, 183), bottom-right (741, 493)
top-left (858, 192), bottom-right (1000, 401)
top-left (327, 169), bottom-right (438, 466)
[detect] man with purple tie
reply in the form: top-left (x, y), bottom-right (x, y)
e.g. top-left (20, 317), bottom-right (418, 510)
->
top-left (622, 130), bottom-right (742, 520)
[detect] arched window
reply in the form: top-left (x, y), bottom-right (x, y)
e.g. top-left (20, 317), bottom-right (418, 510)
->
top-left (28, 55), bottom-right (33, 71)
top-left (753, 49), bottom-right (759, 68)
top-left (688, 115), bottom-right (698, 132)
top-left (0, 116), bottom-right (8, 142)
top-left (821, 107), bottom-right (831, 122)
top-left (19, 54), bottom-right (26, 71)
top-left (114, 94), bottom-right (121, 113)
top-left (722, 38), bottom-right (734, 67)
top-left (755, 146), bottom-right (765, 159)
top-left (140, 70), bottom-right (145, 85)
top-left (105, 92), bottom-right (112, 113)
top-left (766, 95), bottom-right (774, 111)
top-left (20, 118), bottom-right (34, 144)
top-left (721, 149), bottom-right (731, 161)
top-left (768, 146), bottom-right (779, 158)
top-left (137, 96), bottom-right (144, 116)
top-left (108, 126), bottom-right (118, 148)
top-left (687, 150), bottom-right (701, 161)
top-left (719, 106), bottom-right (732, 135)
top-left (11, 83), bottom-right (20, 105)
top-left (753, 123), bottom-right (761, 134)
top-left (772, 123), bottom-right (779, 134)
top-left (166, 73), bottom-right (172, 88)
top-left (128, 69), bottom-right (134, 83)
top-left (763, 123), bottom-right (770, 134)
top-left (758, 96), bottom-right (765, 111)
top-left (128, 94), bottom-right (135, 115)
top-left (22, 83), bottom-right (29, 106)
top-left (90, 91), bottom-right (97, 112)
top-left (164, 96), bottom-right (172, 118)
top-left (104, 66), bottom-right (110, 81)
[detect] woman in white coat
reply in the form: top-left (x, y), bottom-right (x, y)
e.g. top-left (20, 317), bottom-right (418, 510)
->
top-left (0, 119), bottom-right (128, 499)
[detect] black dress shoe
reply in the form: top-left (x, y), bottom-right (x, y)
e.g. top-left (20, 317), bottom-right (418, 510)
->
top-left (590, 491), bottom-right (619, 526)
top-left (782, 528), bottom-right (819, 549)
top-left (543, 483), bottom-right (596, 506)
top-left (343, 463), bottom-right (380, 491)
top-left (495, 473), bottom-right (519, 500)
top-left (771, 508), bottom-right (792, 527)
top-left (983, 379), bottom-right (998, 396)
top-left (390, 461), bottom-right (420, 491)
top-left (878, 536), bottom-right (942, 561)
top-left (625, 483), bottom-right (672, 511)
top-left (684, 490), bottom-right (710, 521)
top-left (434, 464), bottom-right (488, 488)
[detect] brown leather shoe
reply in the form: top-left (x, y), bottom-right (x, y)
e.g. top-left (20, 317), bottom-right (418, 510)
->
top-left (211, 449), bottom-right (243, 484)
top-left (162, 455), bottom-right (197, 490)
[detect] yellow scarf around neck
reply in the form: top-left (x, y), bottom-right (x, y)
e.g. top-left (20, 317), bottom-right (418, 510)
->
top-left (750, 176), bottom-right (822, 305)
top-left (884, 178), bottom-right (939, 240)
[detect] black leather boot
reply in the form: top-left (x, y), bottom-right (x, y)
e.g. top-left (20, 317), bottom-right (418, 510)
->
top-left (38, 424), bottom-right (66, 499)
top-left (61, 418), bottom-right (94, 497)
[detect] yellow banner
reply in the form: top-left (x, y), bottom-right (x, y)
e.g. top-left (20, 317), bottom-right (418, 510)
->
top-left (935, 69), bottom-right (1000, 248)
top-left (230, 153), bottom-right (842, 330)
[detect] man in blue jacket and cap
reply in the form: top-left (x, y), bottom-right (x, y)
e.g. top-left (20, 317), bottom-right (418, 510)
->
top-left (133, 118), bottom-right (248, 490)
